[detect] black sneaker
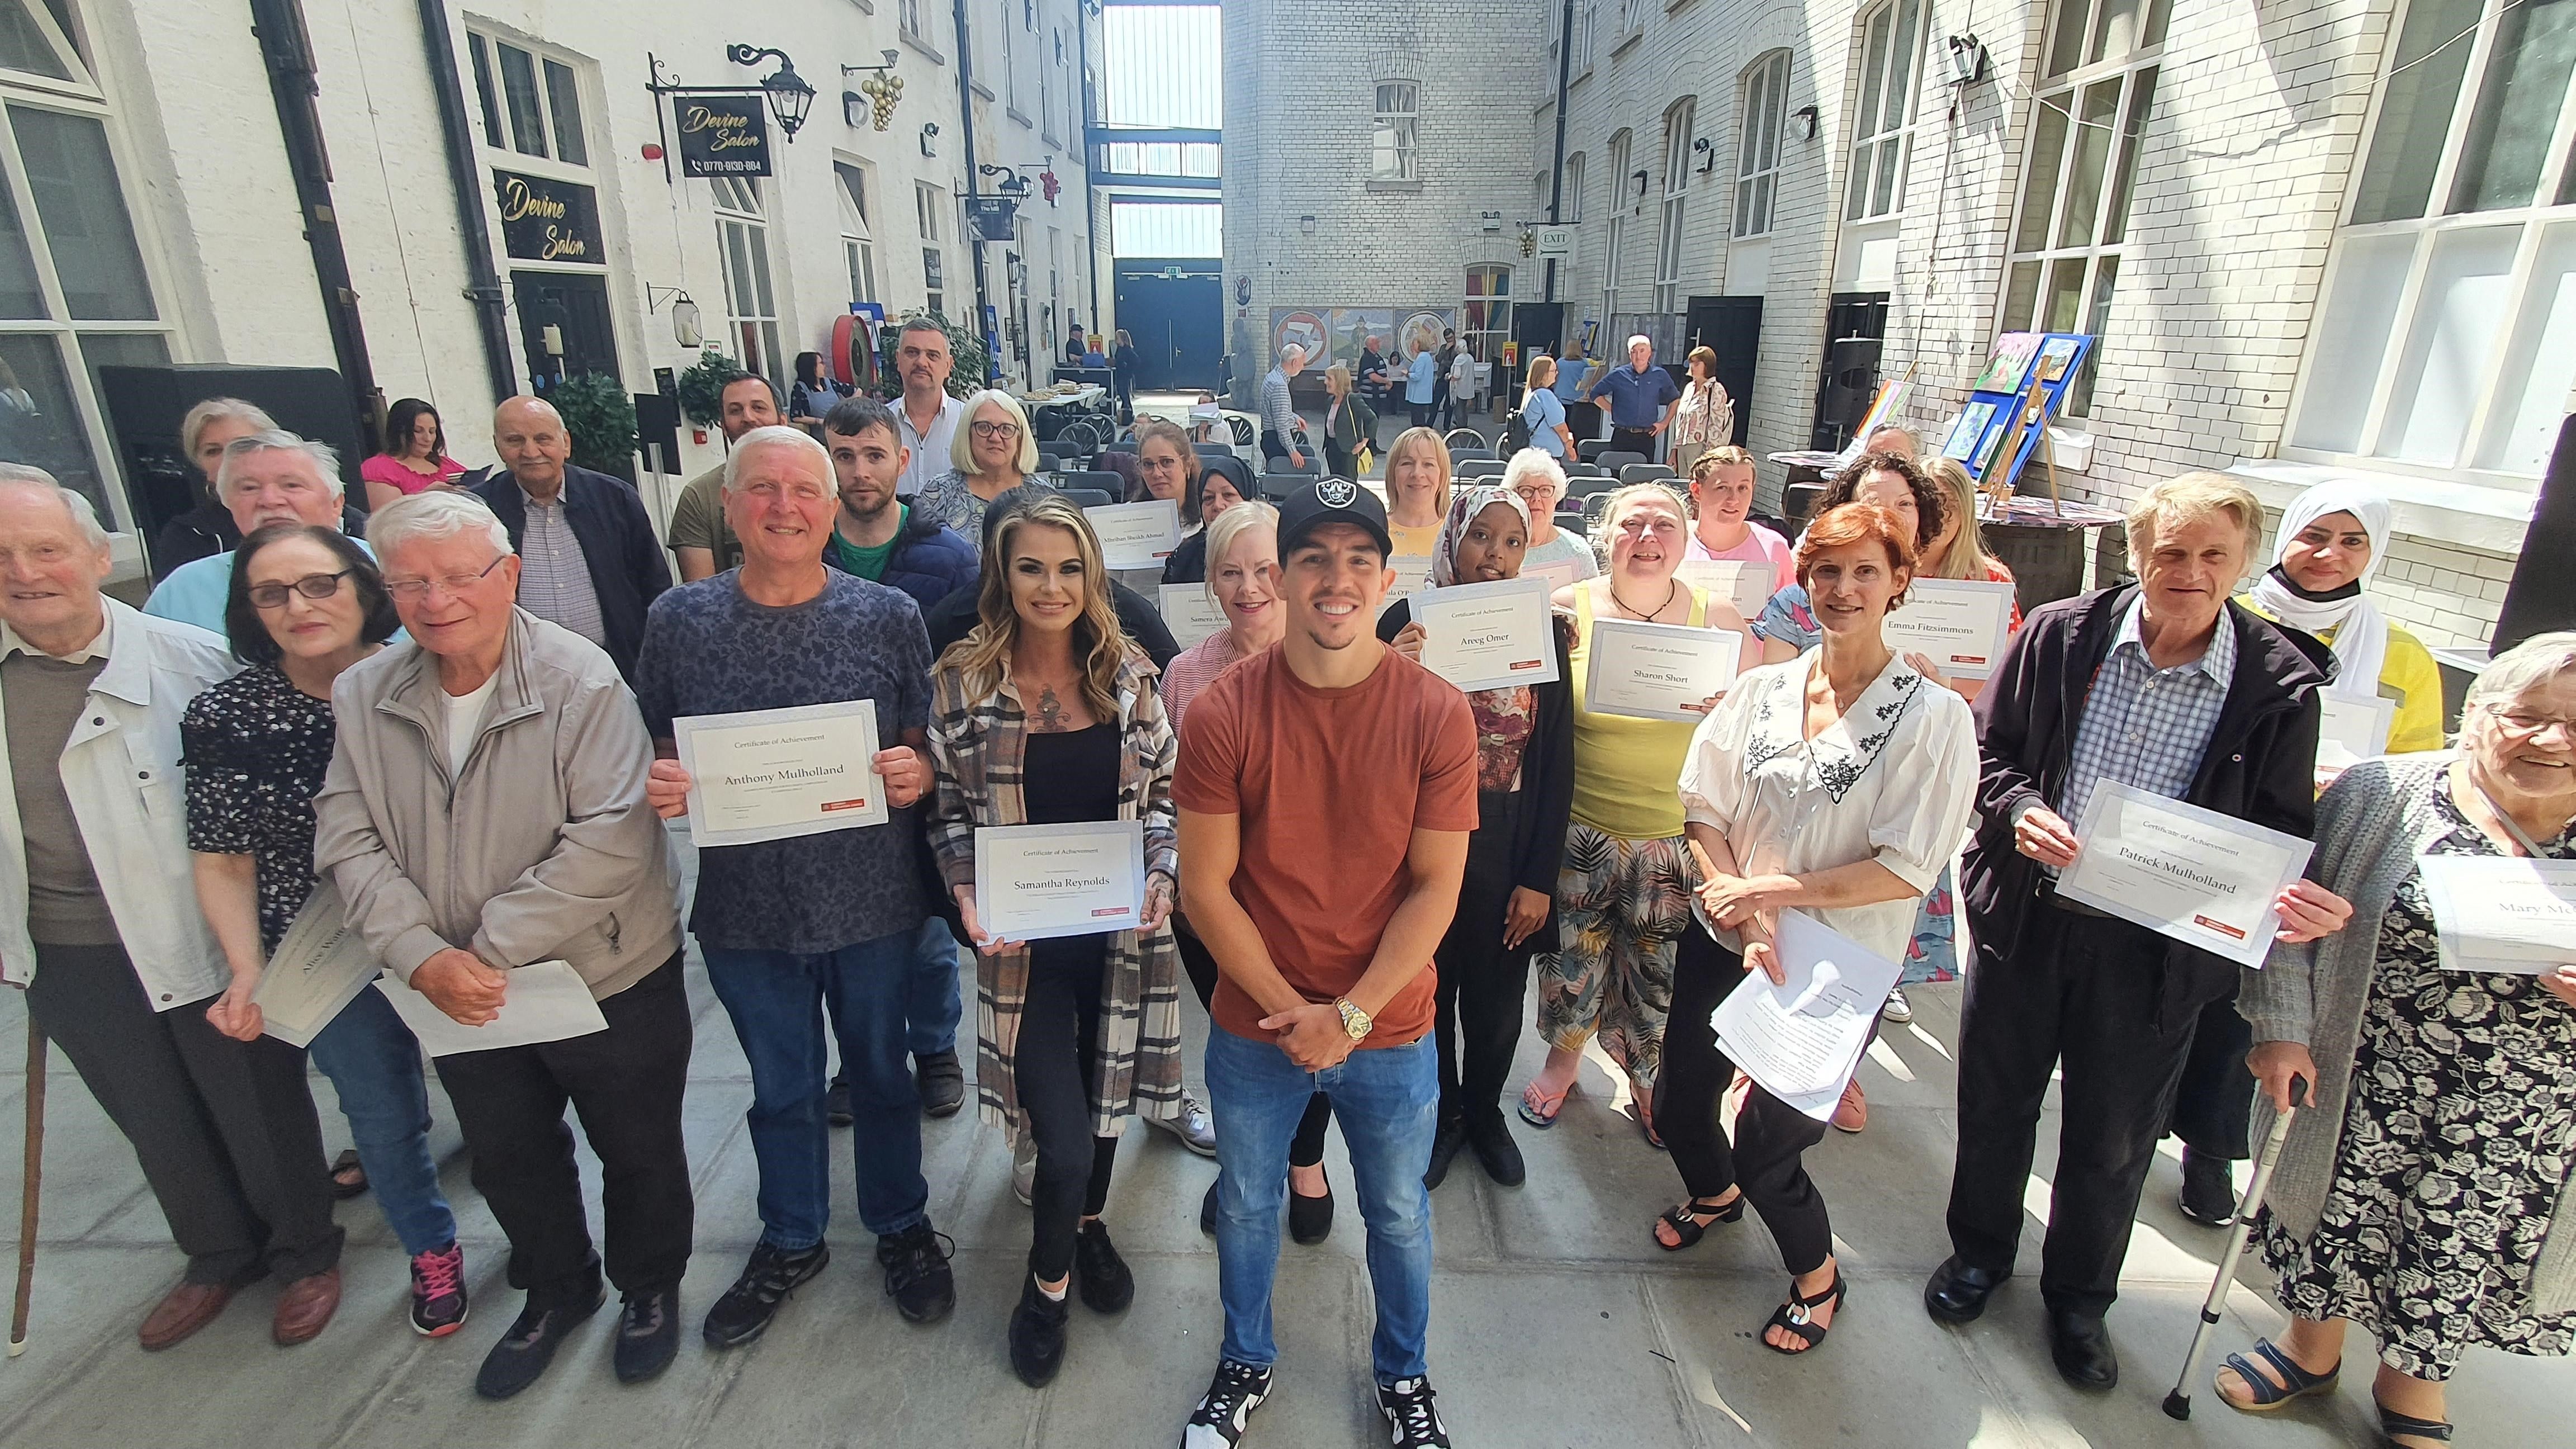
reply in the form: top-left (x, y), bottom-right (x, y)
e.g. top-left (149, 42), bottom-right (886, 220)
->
top-left (702, 1241), bottom-right (830, 1349)
top-left (825, 1073), bottom-right (854, 1128)
top-left (1008, 1274), bottom-right (1071, 1387)
top-left (613, 1286), bottom-right (680, 1384)
top-left (1464, 1108), bottom-right (1526, 1188)
top-left (1200, 1180), bottom-right (1219, 1237)
top-left (1180, 1358), bottom-right (1274, 1447)
top-left (1423, 1114), bottom-right (1465, 1191)
top-left (2178, 1145), bottom-right (2239, 1226)
top-left (916, 1050), bottom-right (967, 1118)
top-left (1073, 1220), bottom-right (1134, 1313)
top-left (1377, 1375), bottom-right (1452, 1447)
top-left (877, 1223), bottom-right (956, 1324)
top-left (473, 1289), bottom-right (604, 1400)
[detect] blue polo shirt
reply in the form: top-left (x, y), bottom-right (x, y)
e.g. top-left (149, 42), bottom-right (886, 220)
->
top-left (143, 538), bottom-right (386, 638)
top-left (1589, 363), bottom-right (1680, 428)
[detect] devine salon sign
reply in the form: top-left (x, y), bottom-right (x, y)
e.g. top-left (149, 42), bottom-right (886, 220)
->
top-left (493, 171), bottom-right (604, 264)
top-left (672, 96), bottom-right (773, 178)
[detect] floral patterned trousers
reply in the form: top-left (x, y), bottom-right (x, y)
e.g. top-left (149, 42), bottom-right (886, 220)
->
top-left (1532, 823), bottom-right (1697, 1090)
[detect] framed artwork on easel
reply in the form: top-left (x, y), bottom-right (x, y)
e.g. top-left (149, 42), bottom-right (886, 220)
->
top-left (1945, 332), bottom-right (2092, 498)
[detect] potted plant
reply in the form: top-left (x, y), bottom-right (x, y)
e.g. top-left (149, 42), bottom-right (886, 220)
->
top-left (675, 348), bottom-right (744, 428)
top-left (874, 311), bottom-right (989, 399)
top-left (550, 372), bottom-right (638, 480)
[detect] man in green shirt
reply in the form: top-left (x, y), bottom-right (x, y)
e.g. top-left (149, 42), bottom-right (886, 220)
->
top-left (668, 374), bottom-right (784, 581)
top-left (819, 397), bottom-right (977, 607)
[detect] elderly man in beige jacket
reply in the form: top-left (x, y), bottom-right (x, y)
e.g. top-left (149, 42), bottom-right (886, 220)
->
top-left (314, 488), bottom-right (689, 1402)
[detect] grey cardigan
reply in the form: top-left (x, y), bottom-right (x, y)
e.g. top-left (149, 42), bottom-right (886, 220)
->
top-left (2238, 752), bottom-right (2576, 1314)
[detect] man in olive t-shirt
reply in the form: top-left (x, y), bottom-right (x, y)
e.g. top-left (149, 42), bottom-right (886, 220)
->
top-left (667, 374), bottom-right (784, 581)
top-left (1172, 479), bottom-right (1476, 1449)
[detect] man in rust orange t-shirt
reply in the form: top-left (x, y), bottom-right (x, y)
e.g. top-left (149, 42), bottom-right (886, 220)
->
top-left (1171, 479), bottom-right (1477, 1449)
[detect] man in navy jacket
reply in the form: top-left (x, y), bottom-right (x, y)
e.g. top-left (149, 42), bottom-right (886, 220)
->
top-left (473, 396), bottom-right (671, 682)
top-left (818, 397), bottom-right (977, 609)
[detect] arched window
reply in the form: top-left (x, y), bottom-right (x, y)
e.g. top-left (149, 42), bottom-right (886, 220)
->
top-left (1657, 98), bottom-right (1697, 311)
top-left (1846, 0), bottom-right (1926, 221)
top-left (1735, 51), bottom-right (1791, 239)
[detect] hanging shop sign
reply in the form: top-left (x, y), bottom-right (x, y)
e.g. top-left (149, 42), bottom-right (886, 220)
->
top-left (967, 195), bottom-right (1021, 242)
top-left (671, 94), bottom-right (773, 177)
top-left (493, 171), bottom-right (604, 264)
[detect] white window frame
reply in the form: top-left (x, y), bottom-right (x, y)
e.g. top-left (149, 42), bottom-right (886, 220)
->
top-left (1845, 0), bottom-right (1926, 222)
top-left (916, 181), bottom-right (948, 317)
top-left (1603, 128), bottom-right (1632, 319)
top-left (1565, 150), bottom-right (1585, 223)
top-left (711, 176), bottom-right (783, 381)
top-left (2283, 0), bottom-right (2576, 487)
top-left (1464, 264), bottom-right (1512, 366)
top-left (836, 160), bottom-right (878, 307)
top-left (1734, 51), bottom-right (1789, 239)
top-left (1372, 80), bottom-right (1418, 183)
top-left (1656, 98), bottom-right (1694, 312)
top-left (899, 0), bottom-right (930, 45)
top-left (1995, 0), bottom-right (2165, 418)
top-left (1617, 0), bottom-right (1648, 40)
top-left (466, 30), bottom-right (590, 174)
top-left (1571, 0), bottom-right (1598, 74)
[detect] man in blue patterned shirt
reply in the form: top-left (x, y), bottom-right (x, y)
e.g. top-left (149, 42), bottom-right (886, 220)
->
top-left (634, 426), bottom-right (958, 1349)
top-left (1927, 473), bottom-right (2350, 1393)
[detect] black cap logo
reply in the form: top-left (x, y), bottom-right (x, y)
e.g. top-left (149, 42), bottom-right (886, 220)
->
top-left (1318, 479), bottom-right (1359, 508)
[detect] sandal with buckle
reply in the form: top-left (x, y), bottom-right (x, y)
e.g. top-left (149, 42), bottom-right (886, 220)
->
top-left (2375, 1399), bottom-right (2454, 1446)
top-left (1761, 1271), bottom-right (1847, 1356)
top-left (1517, 1078), bottom-right (1573, 1129)
top-left (2216, 1338), bottom-right (2340, 1412)
top-left (330, 1149), bottom-right (368, 1200)
top-left (1652, 1194), bottom-right (1742, 1251)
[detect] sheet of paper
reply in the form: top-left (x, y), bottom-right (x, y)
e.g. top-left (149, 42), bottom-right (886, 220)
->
top-left (1583, 618), bottom-right (1742, 721)
top-left (2056, 782), bottom-right (2315, 968)
top-left (2316, 695), bottom-right (2397, 771)
top-left (1882, 577), bottom-right (2017, 680)
top-left (1674, 558), bottom-right (1774, 621)
top-left (1709, 911), bottom-right (1902, 1122)
top-left (1157, 583), bottom-right (1228, 648)
top-left (1084, 500), bottom-right (1183, 571)
top-left (674, 699), bottom-right (886, 847)
top-left (974, 820), bottom-right (1146, 943)
top-left (252, 877), bottom-right (382, 1049)
top-left (1412, 576), bottom-right (1561, 693)
top-left (2417, 854), bottom-right (2576, 975)
top-left (375, 960), bottom-right (608, 1057)
top-left (1377, 553), bottom-right (1436, 615)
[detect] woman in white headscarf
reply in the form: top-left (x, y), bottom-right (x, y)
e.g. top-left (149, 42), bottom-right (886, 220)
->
top-left (2240, 480), bottom-right (2446, 757)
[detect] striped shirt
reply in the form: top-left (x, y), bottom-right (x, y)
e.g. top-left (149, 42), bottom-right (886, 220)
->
top-left (2054, 596), bottom-right (2237, 856)
top-left (1260, 366), bottom-right (1297, 439)
top-left (513, 487), bottom-right (608, 648)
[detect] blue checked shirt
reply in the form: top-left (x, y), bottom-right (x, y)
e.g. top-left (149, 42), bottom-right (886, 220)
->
top-left (2048, 597), bottom-right (2237, 872)
top-left (1261, 366), bottom-right (1298, 439)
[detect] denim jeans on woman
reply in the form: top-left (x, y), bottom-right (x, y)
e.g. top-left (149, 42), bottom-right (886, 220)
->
top-left (1205, 1025), bottom-right (1438, 1384)
top-left (305, 983), bottom-right (457, 1257)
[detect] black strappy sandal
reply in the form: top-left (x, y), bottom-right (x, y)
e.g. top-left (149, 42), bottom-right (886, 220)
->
top-left (1652, 1194), bottom-right (1742, 1251)
top-left (2216, 1338), bottom-right (2339, 1412)
top-left (1761, 1271), bottom-right (1848, 1355)
top-left (330, 1148), bottom-right (369, 1200)
top-left (2375, 1398), bottom-right (2454, 1446)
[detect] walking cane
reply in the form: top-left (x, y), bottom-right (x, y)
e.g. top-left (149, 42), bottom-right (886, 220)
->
top-left (10, 1015), bottom-right (44, 1356)
top-left (2162, 1077), bottom-right (2307, 1420)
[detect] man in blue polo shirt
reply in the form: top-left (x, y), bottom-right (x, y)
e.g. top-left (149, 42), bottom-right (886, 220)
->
top-left (1587, 334), bottom-right (1679, 459)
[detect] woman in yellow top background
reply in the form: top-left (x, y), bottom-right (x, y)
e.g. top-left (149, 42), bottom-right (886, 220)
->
top-left (1383, 427), bottom-right (1452, 557)
top-left (2239, 479), bottom-right (2445, 756)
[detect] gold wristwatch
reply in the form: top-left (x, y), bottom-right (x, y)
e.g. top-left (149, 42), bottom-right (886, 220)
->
top-left (1333, 996), bottom-right (1373, 1042)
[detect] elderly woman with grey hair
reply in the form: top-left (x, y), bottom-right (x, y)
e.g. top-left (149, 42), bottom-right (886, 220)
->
top-left (915, 388), bottom-right (1041, 547)
top-left (2219, 631), bottom-right (2576, 1447)
top-left (1498, 446), bottom-right (1599, 583)
top-left (154, 396), bottom-right (281, 579)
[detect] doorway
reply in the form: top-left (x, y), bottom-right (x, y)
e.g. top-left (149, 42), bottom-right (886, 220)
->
top-left (1683, 296), bottom-right (1762, 446)
top-left (1810, 291), bottom-right (1888, 451)
top-left (511, 271), bottom-right (621, 390)
top-left (1113, 258), bottom-right (1221, 392)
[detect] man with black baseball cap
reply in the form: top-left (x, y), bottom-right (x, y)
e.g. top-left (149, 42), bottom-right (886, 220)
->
top-left (1171, 479), bottom-right (1478, 1447)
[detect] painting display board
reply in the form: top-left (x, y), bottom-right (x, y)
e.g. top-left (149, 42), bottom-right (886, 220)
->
top-left (1944, 332), bottom-right (2092, 494)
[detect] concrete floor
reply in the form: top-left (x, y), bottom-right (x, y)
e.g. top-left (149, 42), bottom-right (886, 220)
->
top-left (2, 827), bottom-right (2568, 1447)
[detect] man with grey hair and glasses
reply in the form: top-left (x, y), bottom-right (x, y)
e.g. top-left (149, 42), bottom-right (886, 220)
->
top-left (144, 430), bottom-right (363, 633)
top-left (315, 487), bottom-right (692, 1399)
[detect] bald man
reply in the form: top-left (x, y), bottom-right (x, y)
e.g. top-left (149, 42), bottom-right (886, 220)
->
top-left (473, 396), bottom-right (670, 681)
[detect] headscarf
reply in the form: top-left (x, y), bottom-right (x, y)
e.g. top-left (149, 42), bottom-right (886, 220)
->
top-left (1429, 484), bottom-right (1532, 589)
top-left (2244, 479), bottom-right (2392, 702)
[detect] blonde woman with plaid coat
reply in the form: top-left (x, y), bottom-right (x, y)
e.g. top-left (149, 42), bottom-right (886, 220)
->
top-left (925, 490), bottom-right (1184, 1390)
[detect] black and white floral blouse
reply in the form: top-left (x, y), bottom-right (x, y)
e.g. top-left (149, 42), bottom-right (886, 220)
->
top-left (180, 664), bottom-right (337, 953)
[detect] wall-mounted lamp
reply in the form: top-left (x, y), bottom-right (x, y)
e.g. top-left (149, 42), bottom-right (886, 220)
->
top-left (1299, 214), bottom-right (1317, 235)
top-left (1692, 136), bottom-right (1718, 174)
top-left (1792, 104), bottom-right (1820, 141)
top-left (1479, 210), bottom-right (1503, 232)
top-left (1944, 34), bottom-right (1990, 85)
top-left (842, 50), bottom-right (903, 132)
top-left (1631, 168), bottom-right (1649, 201)
top-left (722, 44), bottom-right (817, 139)
top-left (979, 162), bottom-right (1033, 196)
top-left (920, 121), bottom-right (940, 157)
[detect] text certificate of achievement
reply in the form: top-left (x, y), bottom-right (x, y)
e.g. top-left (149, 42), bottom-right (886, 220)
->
top-left (1584, 619), bottom-right (1742, 721)
top-left (2056, 782), bottom-right (2315, 968)
top-left (252, 877), bottom-right (383, 1048)
top-left (2316, 695), bottom-right (2397, 771)
top-left (1674, 559), bottom-right (1774, 622)
top-left (1157, 584), bottom-right (1228, 648)
top-left (2416, 855), bottom-right (2576, 975)
top-left (1880, 577), bottom-right (2017, 679)
top-left (1526, 560), bottom-right (1581, 595)
top-left (674, 700), bottom-right (887, 847)
top-left (975, 820), bottom-right (1147, 943)
top-left (1084, 499), bottom-right (1182, 571)
top-left (1413, 576), bottom-right (1560, 693)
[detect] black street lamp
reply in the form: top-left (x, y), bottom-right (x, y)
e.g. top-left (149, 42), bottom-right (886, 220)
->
top-left (724, 45), bottom-right (816, 140)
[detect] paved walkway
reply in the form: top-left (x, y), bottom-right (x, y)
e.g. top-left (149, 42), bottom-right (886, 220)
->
top-left (2, 829), bottom-right (2566, 1447)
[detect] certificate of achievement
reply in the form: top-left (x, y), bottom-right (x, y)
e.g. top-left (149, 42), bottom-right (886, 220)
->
top-left (1674, 559), bottom-right (1774, 622)
top-left (974, 820), bottom-right (1147, 943)
top-left (1881, 577), bottom-right (2017, 680)
top-left (1157, 584), bottom-right (1227, 648)
top-left (376, 960), bottom-right (609, 1057)
top-left (2417, 855), bottom-right (2576, 975)
top-left (1526, 560), bottom-right (1581, 595)
top-left (1412, 577), bottom-right (1561, 693)
top-left (253, 878), bottom-right (382, 1049)
top-left (2316, 695), bottom-right (2397, 771)
top-left (1083, 499), bottom-right (1182, 571)
top-left (2057, 782), bottom-right (2315, 968)
top-left (1710, 910), bottom-right (1904, 1122)
top-left (1584, 619), bottom-right (1742, 721)
top-left (674, 700), bottom-right (887, 847)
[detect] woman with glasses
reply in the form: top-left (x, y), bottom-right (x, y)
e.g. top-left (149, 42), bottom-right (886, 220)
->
top-left (1134, 419), bottom-right (1246, 587)
top-left (916, 389), bottom-right (1041, 546)
top-left (1502, 447), bottom-right (1599, 584)
top-left (183, 523), bottom-right (468, 1339)
top-left (2218, 634), bottom-right (2576, 1448)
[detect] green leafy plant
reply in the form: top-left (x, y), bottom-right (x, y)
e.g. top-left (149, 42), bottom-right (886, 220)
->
top-left (550, 372), bottom-right (638, 475)
top-left (675, 348), bottom-right (745, 428)
top-left (874, 310), bottom-right (989, 399)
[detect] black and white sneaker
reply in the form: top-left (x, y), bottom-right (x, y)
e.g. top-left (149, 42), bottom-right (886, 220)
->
top-left (1180, 1358), bottom-right (1273, 1447)
top-left (1377, 1376), bottom-right (1451, 1447)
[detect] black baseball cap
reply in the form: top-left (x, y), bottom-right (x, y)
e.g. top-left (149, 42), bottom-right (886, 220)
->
top-left (1276, 478), bottom-right (1393, 557)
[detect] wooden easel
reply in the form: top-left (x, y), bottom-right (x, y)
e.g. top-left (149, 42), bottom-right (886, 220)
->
top-left (1977, 369), bottom-right (2062, 521)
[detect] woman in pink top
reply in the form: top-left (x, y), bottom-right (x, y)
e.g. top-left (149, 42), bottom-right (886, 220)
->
top-left (1682, 446), bottom-right (1793, 593)
top-left (359, 397), bottom-right (466, 510)
top-left (1161, 500), bottom-right (1283, 732)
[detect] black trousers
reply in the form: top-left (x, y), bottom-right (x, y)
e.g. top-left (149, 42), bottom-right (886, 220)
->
top-left (1610, 426), bottom-right (1659, 458)
top-left (27, 941), bottom-right (343, 1284)
top-left (1260, 428), bottom-right (1297, 466)
top-left (1434, 795), bottom-right (1536, 1121)
top-left (1408, 401), bottom-right (1436, 429)
top-left (1324, 441), bottom-right (1356, 480)
top-left (2168, 993), bottom-right (2255, 1160)
top-left (1177, 924), bottom-right (1332, 1167)
top-left (1654, 929), bottom-right (1834, 1275)
top-left (1017, 936), bottom-right (1122, 1281)
top-left (434, 953), bottom-right (694, 1306)
top-left (1945, 898), bottom-right (2199, 1317)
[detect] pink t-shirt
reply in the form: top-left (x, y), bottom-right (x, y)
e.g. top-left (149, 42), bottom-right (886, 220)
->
top-left (361, 452), bottom-right (466, 496)
top-left (1684, 519), bottom-right (1794, 594)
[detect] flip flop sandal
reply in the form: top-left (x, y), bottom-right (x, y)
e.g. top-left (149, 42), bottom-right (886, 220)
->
top-left (2217, 1339), bottom-right (2339, 1412)
top-left (330, 1148), bottom-right (369, 1200)
top-left (1761, 1271), bottom-right (1848, 1355)
top-left (1652, 1195), bottom-right (1743, 1251)
top-left (1633, 1093), bottom-right (1665, 1150)
top-left (2375, 1400), bottom-right (2454, 1446)
top-left (1517, 1079), bottom-right (1572, 1129)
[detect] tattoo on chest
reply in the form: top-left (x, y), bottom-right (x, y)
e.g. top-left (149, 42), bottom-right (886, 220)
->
top-left (1033, 684), bottom-right (1068, 732)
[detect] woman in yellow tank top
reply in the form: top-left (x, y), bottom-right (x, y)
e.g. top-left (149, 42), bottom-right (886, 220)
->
top-left (1521, 483), bottom-right (1758, 1143)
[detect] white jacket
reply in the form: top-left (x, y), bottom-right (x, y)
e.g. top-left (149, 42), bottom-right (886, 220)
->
top-left (0, 599), bottom-right (236, 1007)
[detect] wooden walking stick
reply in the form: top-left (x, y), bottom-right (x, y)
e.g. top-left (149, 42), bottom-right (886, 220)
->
top-left (10, 1015), bottom-right (43, 1357)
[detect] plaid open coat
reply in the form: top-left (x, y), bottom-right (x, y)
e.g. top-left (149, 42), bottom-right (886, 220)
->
top-left (926, 645), bottom-right (1185, 1145)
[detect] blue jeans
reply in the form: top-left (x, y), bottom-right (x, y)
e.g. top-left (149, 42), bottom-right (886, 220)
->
top-left (305, 985), bottom-right (457, 1258)
top-left (705, 929), bottom-right (929, 1247)
top-left (1206, 1025), bottom-right (1438, 1384)
top-left (907, 917), bottom-right (964, 1059)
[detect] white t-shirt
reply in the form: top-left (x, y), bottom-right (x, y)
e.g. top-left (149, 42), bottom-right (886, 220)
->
top-left (1448, 352), bottom-right (1476, 399)
top-left (443, 670), bottom-right (501, 775)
